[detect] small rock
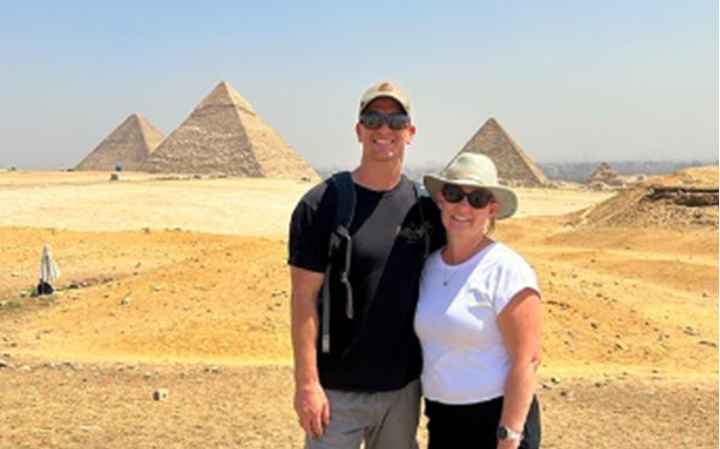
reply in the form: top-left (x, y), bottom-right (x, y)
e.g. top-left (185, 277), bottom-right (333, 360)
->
top-left (699, 340), bottom-right (717, 348)
top-left (205, 365), bottom-right (219, 374)
top-left (121, 296), bottom-right (132, 305)
top-left (153, 389), bottom-right (169, 401)
top-left (683, 327), bottom-right (700, 336)
top-left (0, 359), bottom-right (12, 369)
top-left (559, 390), bottom-right (574, 399)
top-left (550, 376), bottom-right (562, 384)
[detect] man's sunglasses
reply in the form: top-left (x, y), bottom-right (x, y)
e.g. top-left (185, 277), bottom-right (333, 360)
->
top-left (359, 112), bottom-right (411, 131)
top-left (441, 183), bottom-right (495, 209)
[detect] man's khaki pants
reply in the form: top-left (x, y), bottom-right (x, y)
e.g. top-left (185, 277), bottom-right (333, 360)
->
top-left (304, 379), bottom-right (421, 449)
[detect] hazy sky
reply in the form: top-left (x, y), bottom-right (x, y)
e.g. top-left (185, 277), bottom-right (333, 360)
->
top-left (0, 0), bottom-right (717, 171)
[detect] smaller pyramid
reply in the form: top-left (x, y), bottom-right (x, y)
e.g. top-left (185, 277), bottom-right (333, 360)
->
top-left (76, 114), bottom-right (164, 171)
top-left (588, 162), bottom-right (621, 186)
top-left (143, 81), bottom-right (319, 181)
top-left (454, 118), bottom-right (548, 187)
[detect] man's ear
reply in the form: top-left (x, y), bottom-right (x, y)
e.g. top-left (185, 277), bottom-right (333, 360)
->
top-left (355, 122), bottom-right (362, 142)
top-left (405, 124), bottom-right (416, 144)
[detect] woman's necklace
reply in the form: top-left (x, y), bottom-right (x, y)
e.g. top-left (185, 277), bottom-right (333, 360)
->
top-left (441, 263), bottom-right (461, 287)
top-left (440, 236), bottom-right (493, 287)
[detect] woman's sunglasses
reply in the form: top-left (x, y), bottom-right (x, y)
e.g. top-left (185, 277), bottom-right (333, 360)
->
top-left (359, 112), bottom-right (411, 131)
top-left (441, 183), bottom-right (495, 209)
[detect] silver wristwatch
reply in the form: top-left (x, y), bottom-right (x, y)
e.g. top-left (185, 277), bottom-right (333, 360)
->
top-left (496, 425), bottom-right (524, 441)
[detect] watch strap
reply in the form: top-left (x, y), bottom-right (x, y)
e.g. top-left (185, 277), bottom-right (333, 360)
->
top-left (497, 425), bottom-right (524, 441)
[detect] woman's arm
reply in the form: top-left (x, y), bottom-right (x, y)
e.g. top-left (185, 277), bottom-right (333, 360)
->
top-left (497, 287), bottom-right (542, 448)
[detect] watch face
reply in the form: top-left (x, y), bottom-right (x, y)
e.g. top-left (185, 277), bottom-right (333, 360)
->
top-left (496, 427), bottom-right (509, 439)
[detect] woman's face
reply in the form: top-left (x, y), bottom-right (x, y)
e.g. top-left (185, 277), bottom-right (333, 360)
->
top-left (436, 183), bottom-right (499, 240)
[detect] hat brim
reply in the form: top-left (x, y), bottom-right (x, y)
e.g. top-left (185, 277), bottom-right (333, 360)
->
top-left (423, 174), bottom-right (518, 219)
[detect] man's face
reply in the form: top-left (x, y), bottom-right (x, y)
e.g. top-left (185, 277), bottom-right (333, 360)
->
top-left (355, 98), bottom-right (416, 163)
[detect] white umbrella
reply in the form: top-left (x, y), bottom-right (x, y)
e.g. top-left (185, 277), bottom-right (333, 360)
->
top-left (39, 244), bottom-right (61, 283)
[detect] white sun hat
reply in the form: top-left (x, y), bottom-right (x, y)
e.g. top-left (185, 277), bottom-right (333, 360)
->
top-left (423, 153), bottom-right (519, 219)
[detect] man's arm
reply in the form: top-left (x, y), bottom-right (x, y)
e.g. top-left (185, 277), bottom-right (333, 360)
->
top-left (290, 266), bottom-right (330, 437)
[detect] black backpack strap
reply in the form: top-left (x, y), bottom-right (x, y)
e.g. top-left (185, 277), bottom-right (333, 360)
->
top-left (332, 171), bottom-right (356, 232)
top-left (321, 171), bottom-right (356, 353)
top-left (413, 181), bottom-right (431, 261)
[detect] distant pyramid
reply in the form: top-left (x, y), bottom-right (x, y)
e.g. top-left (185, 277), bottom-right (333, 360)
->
top-left (588, 162), bottom-right (620, 185)
top-left (454, 117), bottom-right (548, 187)
top-left (143, 81), bottom-right (319, 181)
top-left (76, 114), bottom-right (164, 171)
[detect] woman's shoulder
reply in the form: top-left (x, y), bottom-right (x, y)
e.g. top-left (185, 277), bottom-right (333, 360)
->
top-left (487, 242), bottom-right (533, 270)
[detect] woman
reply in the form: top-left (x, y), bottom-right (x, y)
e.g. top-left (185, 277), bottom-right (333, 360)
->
top-left (415, 153), bottom-right (542, 449)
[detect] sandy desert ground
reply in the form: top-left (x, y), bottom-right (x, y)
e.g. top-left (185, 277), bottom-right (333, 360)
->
top-left (0, 168), bottom-right (717, 449)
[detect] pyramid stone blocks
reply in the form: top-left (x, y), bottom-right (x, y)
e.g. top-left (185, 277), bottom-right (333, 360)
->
top-left (143, 82), bottom-right (319, 181)
top-left (76, 114), bottom-right (164, 171)
top-left (455, 118), bottom-right (547, 187)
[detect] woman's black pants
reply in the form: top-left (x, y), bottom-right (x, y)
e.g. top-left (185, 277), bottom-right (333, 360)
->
top-left (424, 395), bottom-right (541, 449)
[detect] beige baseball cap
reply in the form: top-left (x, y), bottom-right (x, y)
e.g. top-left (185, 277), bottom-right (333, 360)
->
top-left (359, 81), bottom-right (411, 116)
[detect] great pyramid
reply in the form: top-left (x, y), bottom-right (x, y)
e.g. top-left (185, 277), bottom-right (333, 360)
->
top-left (76, 114), bottom-right (164, 171)
top-left (453, 117), bottom-right (548, 187)
top-left (143, 81), bottom-right (319, 181)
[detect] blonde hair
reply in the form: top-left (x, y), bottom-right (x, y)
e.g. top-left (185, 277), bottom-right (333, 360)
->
top-left (486, 216), bottom-right (496, 235)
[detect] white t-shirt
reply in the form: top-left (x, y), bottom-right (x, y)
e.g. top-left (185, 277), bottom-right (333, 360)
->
top-left (414, 242), bottom-right (540, 404)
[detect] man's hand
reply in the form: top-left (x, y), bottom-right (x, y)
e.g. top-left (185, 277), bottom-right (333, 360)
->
top-left (294, 382), bottom-right (331, 437)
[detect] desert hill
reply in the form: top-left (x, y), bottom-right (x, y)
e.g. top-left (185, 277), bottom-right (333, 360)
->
top-left (577, 166), bottom-right (718, 229)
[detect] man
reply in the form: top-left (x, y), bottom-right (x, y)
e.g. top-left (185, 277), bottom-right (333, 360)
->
top-left (288, 81), bottom-right (442, 449)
